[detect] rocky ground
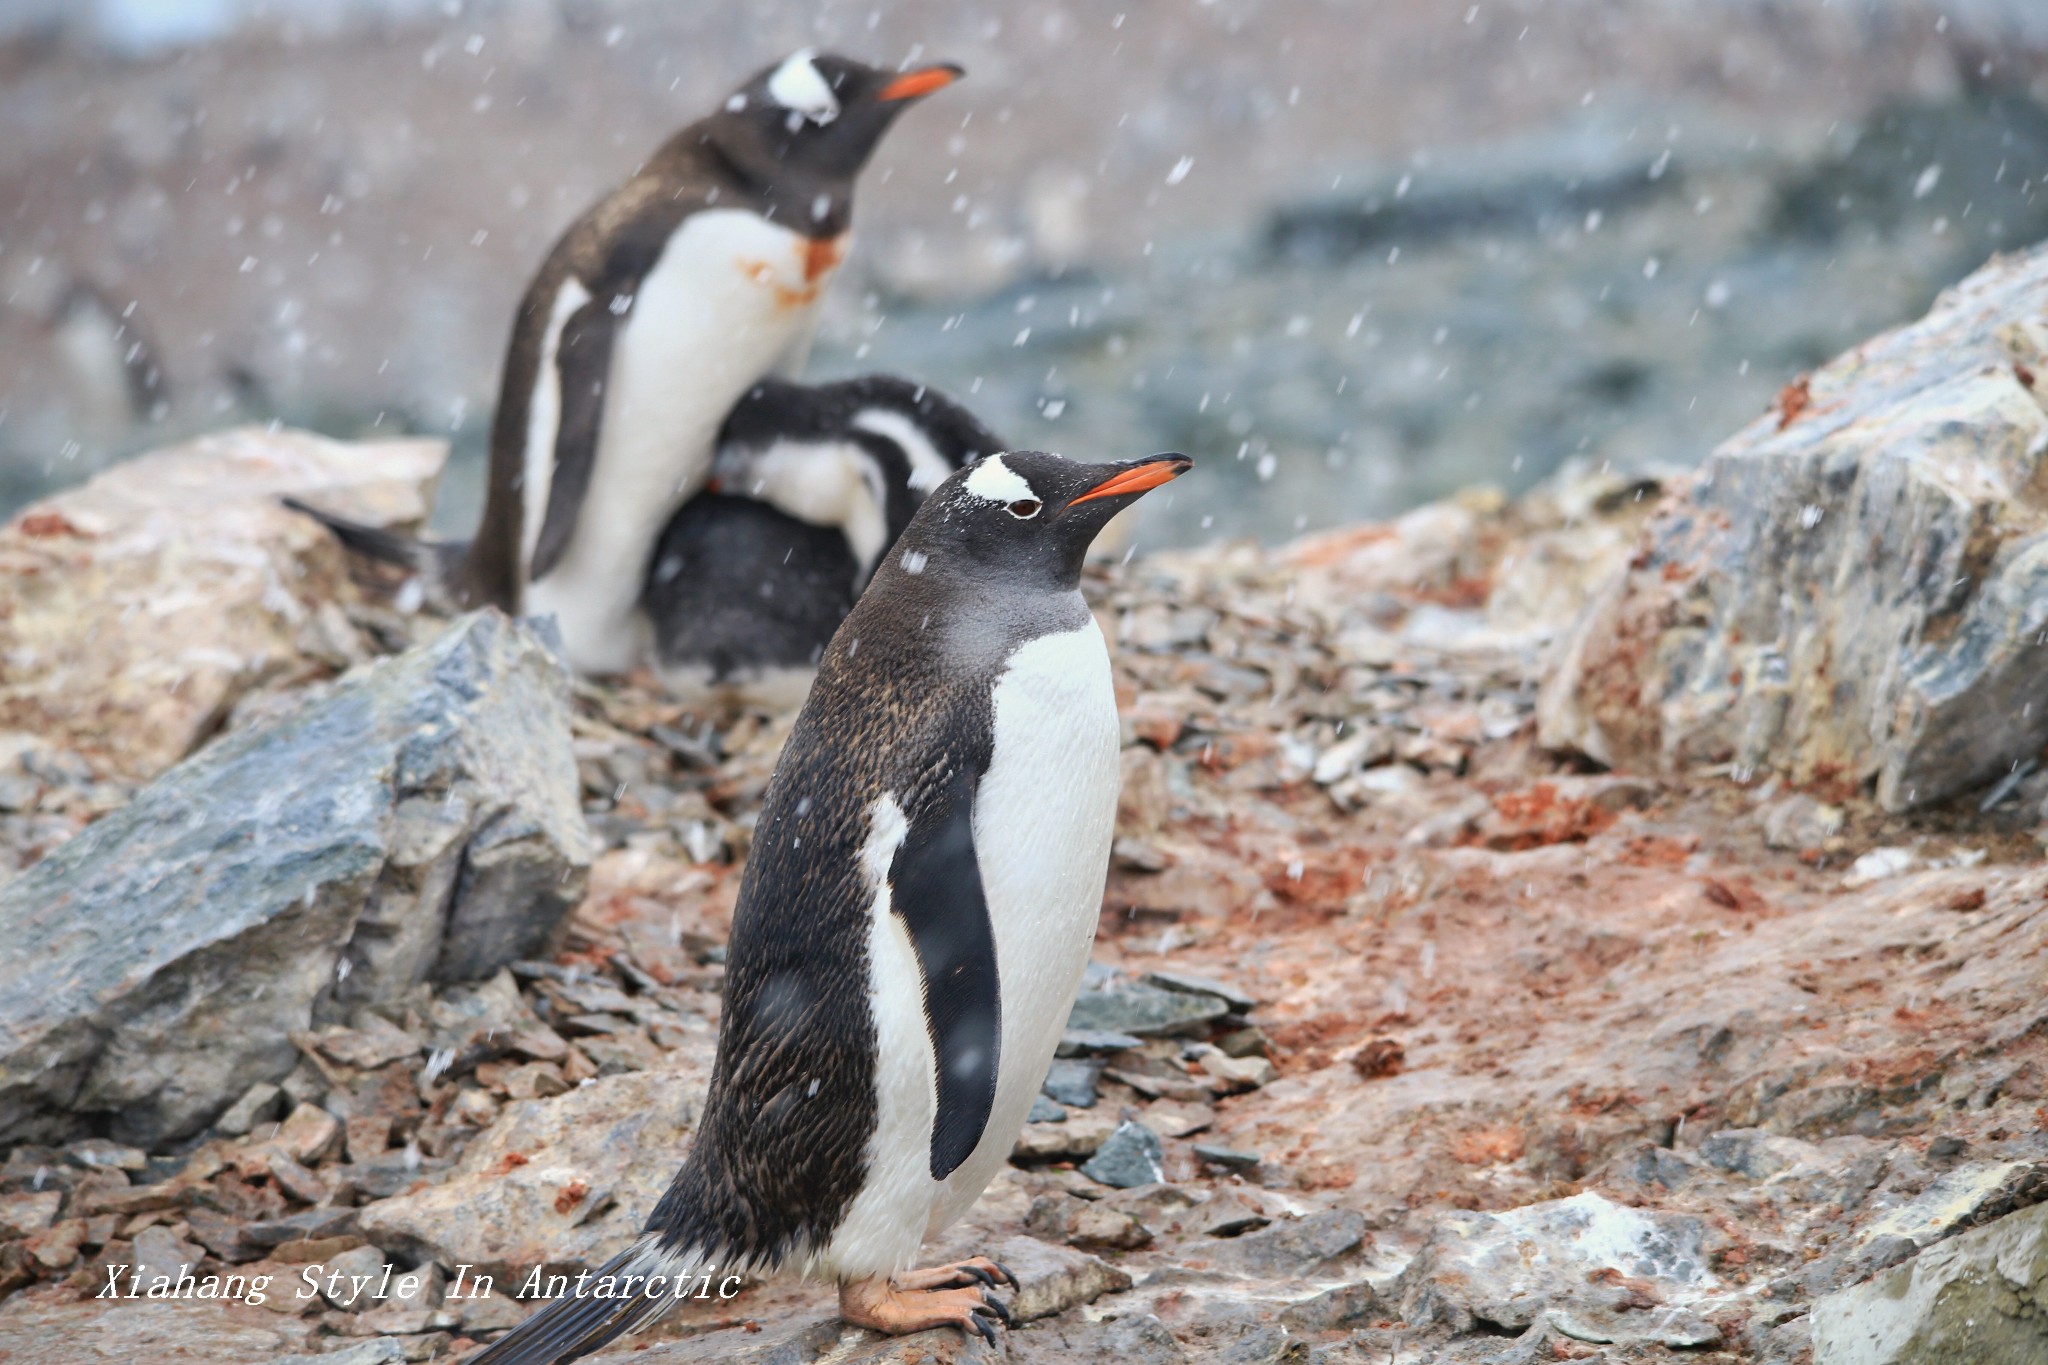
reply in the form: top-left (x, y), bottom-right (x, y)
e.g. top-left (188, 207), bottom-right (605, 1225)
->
top-left (0, 252), bottom-right (2046, 1362)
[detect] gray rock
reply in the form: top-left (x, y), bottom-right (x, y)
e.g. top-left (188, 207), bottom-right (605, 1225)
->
top-left (1041, 1058), bottom-right (1103, 1108)
top-left (1540, 242), bottom-right (2048, 811)
top-left (1399, 1191), bottom-right (1719, 1344)
top-left (984, 1233), bottom-right (1135, 1323)
top-left (1067, 979), bottom-right (1231, 1038)
top-left (1056, 1029), bottom-right (1145, 1056)
top-left (1080, 1119), bottom-right (1166, 1189)
top-left (1007, 1312), bottom-right (1185, 1365)
top-left (1213, 1209), bottom-right (1366, 1277)
top-left (1027, 1095), bottom-right (1067, 1124)
top-left (0, 611), bottom-right (590, 1147)
top-left (275, 1343), bottom-right (408, 1365)
top-left (0, 1295), bottom-right (320, 1363)
top-left (1141, 969), bottom-right (1258, 1012)
top-left (1192, 1144), bottom-right (1262, 1171)
top-left (1278, 1282), bottom-right (1381, 1333)
top-left (1812, 1201), bottom-right (2048, 1363)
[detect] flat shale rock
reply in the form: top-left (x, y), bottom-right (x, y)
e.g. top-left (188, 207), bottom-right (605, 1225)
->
top-left (0, 426), bottom-right (444, 783)
top-left (1812, 1201), bottom-right (2048, 1364)
top-left (1540, 242), bottom-right (2048, 810)
top-left (1397, 1191), bottom-right (1721, 1347)
top-left (0, 1289), bottom-right (319, 1363)
top-left (0, 610), bottom-right (589, 1147)
top-left (357, 1065), bottom-right (708, 1278)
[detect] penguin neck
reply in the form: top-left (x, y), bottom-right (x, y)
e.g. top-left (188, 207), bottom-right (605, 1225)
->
top-left (692, 135), bottom-right (855, 238)
top-left (845, 558), bottom-right (1090, 680)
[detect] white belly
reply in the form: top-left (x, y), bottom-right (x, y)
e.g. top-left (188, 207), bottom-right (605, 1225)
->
top-left (821, 617), bottom-right (1121, 1279)
top-left (524, 209), bottom-right (838, 673)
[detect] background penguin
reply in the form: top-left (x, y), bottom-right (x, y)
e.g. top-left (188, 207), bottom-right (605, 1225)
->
top-left (644, 374), bottom-right (1003, 707)
top-left (438, 49), bottom-right (961, 672)
top-left (466, 448), bottom-right (1192, 1364)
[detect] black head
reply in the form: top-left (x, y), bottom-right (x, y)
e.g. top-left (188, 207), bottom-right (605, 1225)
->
top-left (705, 51), bottom-right (962, 198)
top-left (889, 451), bottom-right (1193, 594)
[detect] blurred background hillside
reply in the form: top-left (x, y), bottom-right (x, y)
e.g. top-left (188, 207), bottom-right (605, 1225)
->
top-left (1, 0), bottom-right (2045, 548)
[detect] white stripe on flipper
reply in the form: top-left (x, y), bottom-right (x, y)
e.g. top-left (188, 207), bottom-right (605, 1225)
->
top-left (961, 454), bottom-right (1035, 504)
top-left (520, 277), bottom-right (591, 579)
top-left (852, 408), bottom-right (958, 491)
top-left (819, 795), bottom-right (942, 1278)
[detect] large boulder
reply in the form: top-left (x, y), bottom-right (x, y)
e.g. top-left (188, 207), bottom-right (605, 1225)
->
top-left (0, 426), bottom-right (443, 783)
top-left (1538, 244), bottom-right (2048, 810)
top-left (0, 610), bottom-right (591, 1147)
top-left (1811, 1201), bottom-right (2048, 1364)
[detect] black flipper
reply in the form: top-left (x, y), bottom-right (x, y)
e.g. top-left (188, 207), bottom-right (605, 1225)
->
top-left (528, 296), bottom-right (621, 581)
top-left (462, 1235), bottom-right (692, 1365)
top-left (889, 762), bottom-right (1001, 1180)
top-left (280, 497), bottom-right (469, 612)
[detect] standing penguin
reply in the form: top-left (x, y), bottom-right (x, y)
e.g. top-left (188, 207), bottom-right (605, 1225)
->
top-left (448, 50), bottom-right (961, 671)
top-left (467, 450), bottom-right (1192, 1364)
top-left (645, 375), bottom-right (1003, 706)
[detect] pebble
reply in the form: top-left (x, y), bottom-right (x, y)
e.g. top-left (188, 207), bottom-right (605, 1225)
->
top-left (1042, 1057), bottom-right (1104, 1108)
top-left (1028, 1095), bottom-right (1067, 1124)
top-left (1080, 1119), bottom-right (1166, 1189)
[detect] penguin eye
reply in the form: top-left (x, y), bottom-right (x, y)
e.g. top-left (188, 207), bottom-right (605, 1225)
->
top-left (1005, 498), bottom-right (1042, 520)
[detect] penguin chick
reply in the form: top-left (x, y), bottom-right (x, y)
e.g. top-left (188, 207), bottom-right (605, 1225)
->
top-left (644, 375), bottom-right (1003, 707)
top-left (465, 449), bottom-right (1192, 1364)
top-left (452, 50), bottom-right (961, 673)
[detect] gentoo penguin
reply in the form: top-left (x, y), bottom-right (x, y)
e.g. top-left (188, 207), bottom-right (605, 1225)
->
top-left (645, 375), bottom-right (1003, 706)
top-left (448, 50), bottom-right (961, 672)
top-left (467, 449), bottom-right (1192, 1364)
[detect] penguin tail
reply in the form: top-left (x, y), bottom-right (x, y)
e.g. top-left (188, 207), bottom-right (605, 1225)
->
top-left (281, 496), bottom-right (467, 612)
top-left (462, 1236), bottom-right (703, 1365)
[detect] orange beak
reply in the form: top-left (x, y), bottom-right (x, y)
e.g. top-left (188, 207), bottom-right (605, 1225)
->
top-left (879, 64), bottom-right (963, 102)
top-left (1069, 454), bottom-right (1193, 507)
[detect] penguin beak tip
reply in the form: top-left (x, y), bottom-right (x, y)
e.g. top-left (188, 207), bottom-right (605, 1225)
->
top-left (878, 64), bottom-right (964, 102)
top-left (1070, 454), bottom-right (1193, 507)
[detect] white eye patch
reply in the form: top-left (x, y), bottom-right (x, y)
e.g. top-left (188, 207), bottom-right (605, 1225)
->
top-left (767, 50), bottom-right (839, 125)
top-left (962, 454), bottom-right (1036, 505)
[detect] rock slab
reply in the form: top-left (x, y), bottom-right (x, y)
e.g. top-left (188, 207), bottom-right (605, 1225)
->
top-left (1812, 1201), bottom-right (2048, 1365)
top-left (1539, 243), bottom-right (2048, 810)
top-left (0, 610), bottom-right (589, 1146)
top-left (0, 426), bottom-right (444, 783)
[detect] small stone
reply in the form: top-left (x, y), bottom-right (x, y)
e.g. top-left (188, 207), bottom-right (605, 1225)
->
top-left (1112, 837), bottom-right (1171, 873)
top-left (1012, 1106), bottom-right (1119, 1162)
top-left (1200, 1193), bottom-right (1273, 1238)
top-left (1068, 978), bottom-right (1231, 1038)
top-left (1058, 1029), bottom-right (1145, 1056)
top-left (243, 1208), bottom-right (359, 1249)
top-left (276, 1103), bottom-right (343, 1164)
top-left (457, 1291), bottom-right (530, 1334)
top-left (0, 1190), bottom-right (61, 1238)
top-left (24, 1217), bottom-right (85, 1269)
top-left (275, 1341), bottom-right (409, 1365)
top-left (1218, 1209), bottom-right (1367, 1276)
top-left (1142, 969), bottom-right (1258, 1012)
top-left (266, 1150), bottom-right (333, 1205)
top-left (313, 1017), bottom-right (424, 1071)
top-left (1192, 1144), bottom-right (1262, 1171)
top-left (320, 1245), bottom-right (391, 1310)
top-left (1042, 1058), bottom-right (1104, 1108)
top-left (1028, 1095), bottom-right (1067, 1124)
top-left (1279, 1281), bottom-right (1382, 1333)
top-left (217, 1082), bottom-right (284, 1137)
top-left (1199, 1051), bottom-right (1277, 1093)
top-left (1844, 846), bottom-right (1918, 888)
top-left (1144, 1100), bottom-right (1215, 1140)
top-left (63, 1139), bottom-right (147, 1172)
top-left (130, 1223), bottom-right (204, 1284)
top-left (1080, 1119), bottom-right (1166, 1189)
top-left (981, 1234), bottom-right (1133, 1322)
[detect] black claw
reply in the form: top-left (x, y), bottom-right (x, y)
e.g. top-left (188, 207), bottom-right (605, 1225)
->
top-left (968, 1309), bottom-right (999, 1346)
top-left (980, 1289), bottom-right (1015, 1327)
top-left (990, 1259), bottom-right (1019, 1289)
top-left (960, 1264), bottom-right (998, 1289)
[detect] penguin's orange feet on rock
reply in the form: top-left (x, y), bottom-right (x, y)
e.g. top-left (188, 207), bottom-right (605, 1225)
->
top-left (892, 1256), bottom-right (1017, 1293)
top-left (839, 1271), bottom-right (1012, 1345)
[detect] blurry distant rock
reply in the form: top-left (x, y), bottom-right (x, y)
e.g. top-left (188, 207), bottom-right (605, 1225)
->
top-left (0, 1292), bottom-right (319, 1363)
top-left (0, 427), bottom-right (444, 782)
top-left (1540, 241), bottom-right (2048, 810)
top-left (0, 611), bottom-right (588, 1146)
top-left (1398, 1192), bottom-right (1721, 1346)
top-left (1265, 109), bottom-right (1693, 265)
top-left (1811, 1201), bottom-right (2048, 1364)
top-left (358, 1066), bottom-right (707, 1278)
